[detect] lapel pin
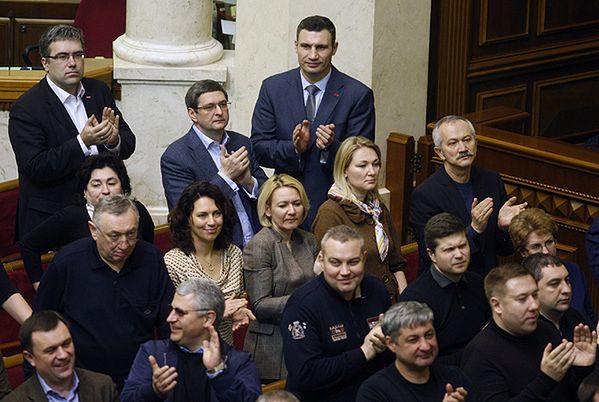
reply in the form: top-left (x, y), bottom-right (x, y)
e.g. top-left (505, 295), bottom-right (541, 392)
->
top-left (332, 91), bottom-right (340, 97)
top-left (84, 95), bottom-right (92, 100)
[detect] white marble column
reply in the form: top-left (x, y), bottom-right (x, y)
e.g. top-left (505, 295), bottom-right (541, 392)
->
top-left (113, 0), bottom-right (231, 224)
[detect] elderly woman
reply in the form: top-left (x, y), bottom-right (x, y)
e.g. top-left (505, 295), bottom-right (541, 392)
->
top-left (509, 207), bottom-right (595, 323)
top-left (312, 136), bottom-right (407, 301)
top-left (243, 174), bottom-right (317, 381)
top-left (20, 153), bottom-right (154, 289)
top-left (165, 181), bottom-right (254, 345)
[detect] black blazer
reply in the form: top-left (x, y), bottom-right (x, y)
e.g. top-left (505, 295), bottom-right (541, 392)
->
top-left (9, 77), bottom-right (136, 239)
top-left (410, 165), bottom-right (514, 276)
top-left (20, 200), bottom-right (154, 284)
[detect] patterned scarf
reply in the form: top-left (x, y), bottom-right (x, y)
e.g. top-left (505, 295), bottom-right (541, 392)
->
top-left (328, 183), bottom-right (389, 262)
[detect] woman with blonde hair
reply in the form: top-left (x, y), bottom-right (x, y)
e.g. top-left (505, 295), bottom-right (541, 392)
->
top-left (243, 174), bottom-right (318, 381)
top-left (312, 136), bottom-right (407, 301)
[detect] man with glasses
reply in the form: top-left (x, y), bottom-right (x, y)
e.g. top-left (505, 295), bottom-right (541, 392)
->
top-left (509, 208), bottom-right (595, 324)
top-left (161, 79), bottom-right (267, 248)
top-left (9, 25), bottom-right (135, 239)
top-left (121, 277), bottom-right (261, 402)
top-left (34, 194), bottom-right (174, 391)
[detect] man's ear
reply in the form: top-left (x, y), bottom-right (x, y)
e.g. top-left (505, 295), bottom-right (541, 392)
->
top-left (434, 146), bottom-right (445, 161)
top-left (88, 221), bottom-right (98, 240)
top-left (489, 296), bottom-right (502, 315)
top-left (332, 41), bottom-right (339, 56)
top-left (41, 57), bottom-right (49, 73)
top-left (187, 108), bottom-right (198, 123)
top-left (203, 311), bottom-right (217, 328)
top-left (427, 248), bottom-right (436, 264)
top-left (385, 335), bottom-right (398, 353)
top-left (23, 350), bottom-right (36, 368)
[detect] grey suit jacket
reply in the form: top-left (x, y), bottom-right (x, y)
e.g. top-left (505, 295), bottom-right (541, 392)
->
top-left (242, 227), bottom-right (317, 379)
top-left (2, 368), bottom-right (119, 401)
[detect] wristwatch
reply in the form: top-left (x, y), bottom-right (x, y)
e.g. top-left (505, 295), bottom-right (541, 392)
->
top-left (206, 360), bottom-right (227, 376)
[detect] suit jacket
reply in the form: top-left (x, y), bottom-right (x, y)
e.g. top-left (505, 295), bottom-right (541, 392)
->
top-left (20, 200), bottom-right (154, 284)
top-left (410, 165), bottom-right (513, 276)
top-left (586, 216), bottom-right (599, 288)
top-left (161, 128), bottom-right (267, 247)
top-left (2, 368), bottom-right (119, 402)
top-left (9, 77), bottom-right (135, 239)
top-left (242, 227), bottom-right (318, 379)
top-left (120, 339), bottom-right (261, 402)
top-left (251, 66), bottom-right (375, 226)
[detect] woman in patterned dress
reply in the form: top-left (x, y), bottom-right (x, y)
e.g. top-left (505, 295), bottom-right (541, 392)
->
top-left (165, 181), bottom-right (255, 344)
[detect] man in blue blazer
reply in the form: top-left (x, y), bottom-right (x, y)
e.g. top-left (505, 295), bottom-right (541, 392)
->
top-left (9, 25), bottom-right (135, 239)
top-left (251, 15), bottom-right (375, 227)
top-left (161, 80), bottom-right (267, 248)
top-left (410, 116), bottom-right (526, 277)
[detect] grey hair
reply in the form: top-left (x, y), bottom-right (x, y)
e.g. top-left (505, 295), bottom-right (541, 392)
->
top-left (39, 25), bottom-right (84, 57)
top-left (321, 224), bottom-right (365, 252)
top-left (256, 391), bottom-right (300, 402)
top-left (92, 194), bottom-right (139, 228)
top-left (381, 301), bottom-right (434, 339)
top-left (176, 278), bottom-right (225, 327)
top-left (431, 115), bottom-right (476, 147)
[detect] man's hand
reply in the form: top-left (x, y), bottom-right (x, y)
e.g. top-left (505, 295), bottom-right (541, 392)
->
top-left (572, 324), bottom-right (597, 367)
top-left (315, 123), bottom-right (335, 150)
top-left (149, 355), bottom-right (177, 398)
top-left (470, 197), bottom-right (493, 234)
top-left (102, 107), bottom-right (120, 146)
top-left (202, 325), bottom-right (223, 371)
top-left (220, 145), bottom-right (250, 181)
top-left (498, 196), bottom-right (527, 230)
top-left (80, 115), bottom-right (113, 146)
top-left (360, 314), bottom-right (386, 360)
top-left (293, 120), bottom-right (310, 154)
top-left (443, 384), bottom-right (468, 402)
top-left (540, 341), bottom-right (575, 381)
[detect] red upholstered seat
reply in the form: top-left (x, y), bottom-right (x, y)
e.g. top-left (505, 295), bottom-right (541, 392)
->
top-left (0, 180), bottom-right (20, 261)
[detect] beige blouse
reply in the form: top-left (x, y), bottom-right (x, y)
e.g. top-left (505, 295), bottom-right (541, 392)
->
top-left (164, 243), bottom-right (244, 344)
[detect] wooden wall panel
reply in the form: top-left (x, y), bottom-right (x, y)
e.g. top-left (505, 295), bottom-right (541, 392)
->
top-left (538, 0), bottom-right (599, 35)
top-left (479, 0), bottom-right (530, 45)
top-left (475, 84), bottom-right (527, 112)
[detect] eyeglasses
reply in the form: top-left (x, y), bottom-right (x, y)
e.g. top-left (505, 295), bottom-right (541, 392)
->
top-left (195, 101), bottom-right (231, 113)
top-left (45, 52), bottom-right (85, 63)
top-left (525, 238), bottom-right (556, 254)
top-left (168, 305), bottom-right (210, 318)
top-left (96, 227), bottom-right (138, 245)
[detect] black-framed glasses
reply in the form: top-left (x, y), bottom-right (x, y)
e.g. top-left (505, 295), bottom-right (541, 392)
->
top-left (195, 101), bottom-right (231, 113)
top-left (168, 305), bottom-right (210, 318)
top-left (45, 52), bottom-right (85, 63)
top-left (96, 227), bottom-right (138, 246)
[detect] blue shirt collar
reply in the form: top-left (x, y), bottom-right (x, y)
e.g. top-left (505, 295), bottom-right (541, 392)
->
top-left (192, 125), bottom-right (229, 149)
top-left (299, 68), bottom-right (332, 94)
top-left (37, 369), bottom-right (79, 401)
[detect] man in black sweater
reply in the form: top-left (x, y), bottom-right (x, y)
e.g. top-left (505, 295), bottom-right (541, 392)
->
top-left (522, 253), bottom-right (592, 341)
top-left (461, 263), bottom-right (596, 401)
top-left (400, 213), bottom-right (489, 365)
top-left (357, 301), bottom-right (474, 402)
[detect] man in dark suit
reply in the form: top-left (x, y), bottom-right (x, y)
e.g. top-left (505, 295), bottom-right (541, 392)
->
top-left (410, 115), bottom-right (526, 276)
top-left (251, 15), bottom-right (375, 227)
top-left (3, 310), bottom-right (118, 401)
top-left (8, 25), bottom-right (135, 239)
top-left (161, 80), bottom-right (267, 248)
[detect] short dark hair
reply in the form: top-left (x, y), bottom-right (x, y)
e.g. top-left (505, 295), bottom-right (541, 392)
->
top-left (168, 181), bottom-right (235, 253)
top-left (76, 154), bottom-right (132, 201)
top-left (424, 213), bottom-right (466, 251)
top-left (39, 25), bottom-right (84, 57)
top-left (578, 369), bottom-right (599, 402)
top-left (296, 15), bottom-right (336, 44)
top-left (522, 253), bottom-right (564, 281)
top-left (19, 311), bottom-right (70, 353)
top-left (185, 80), bottom-right (228, 109)
top-left (484, 263), bottom-right (533, 300)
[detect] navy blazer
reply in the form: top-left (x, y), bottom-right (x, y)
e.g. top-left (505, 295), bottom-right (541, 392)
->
top-left (251, 66), bottom-right (375, 226)
top-left (9, 77), bottom-right (135, 238)
top-left (410, 165), bottom-right (514, 276)
top-left (160, 128), bottom-right (267, 247)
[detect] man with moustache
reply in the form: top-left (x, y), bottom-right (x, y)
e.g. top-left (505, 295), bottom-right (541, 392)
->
top-left (9, 25), bottom-right (135, 239)
top-left (281, 225), bottom-right (392, 402)
top-left (3, 311), bottom-right (118, 401)
top-left (410, 115), bottom-right (526, 276)
top-left (399, 213), bottom-right (489, 365)
top-left (161, 80), bottom-right (267, 248)
top-left (121, 278), bottom-right (261, 402)
top-left (34, 195), bottom-right (174, 390)
top-left (251, 15), bottom-right (375, 227)
top-left (356, 302), bottom-right (474, 402)
top-left (461, 263), bottom-right (596, 401)
top-left (523, 253), bottom-right (592, 340)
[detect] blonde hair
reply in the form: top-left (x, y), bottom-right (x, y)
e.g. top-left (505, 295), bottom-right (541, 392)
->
top-left (333, 136), bottom-right (382, 201)
top-left (257, 174), bottom-right (310, 227)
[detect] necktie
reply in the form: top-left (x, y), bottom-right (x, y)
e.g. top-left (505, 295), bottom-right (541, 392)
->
top-left (305, 84), bottom-right (319, 122)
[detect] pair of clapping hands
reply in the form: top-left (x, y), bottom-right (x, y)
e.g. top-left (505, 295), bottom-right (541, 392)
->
top-left (81, 107), bottom-right (120, 147)
top-left (292, 120), bottom-right (335, 154)
top-left (219, 145), bottom-right (255, 191)
top-left (224, 297), bottom-right (256, 331)
top-left (541, 323), bottom-right (598, 381)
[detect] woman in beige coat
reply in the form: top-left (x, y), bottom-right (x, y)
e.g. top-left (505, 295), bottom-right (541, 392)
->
top-left (243, 174), bottom-right (318, 382)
